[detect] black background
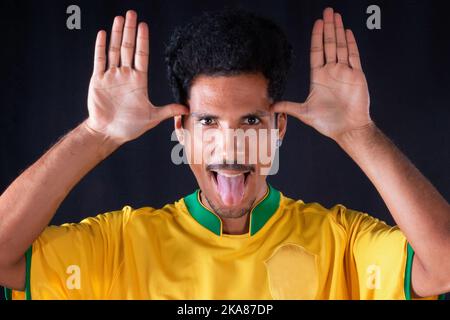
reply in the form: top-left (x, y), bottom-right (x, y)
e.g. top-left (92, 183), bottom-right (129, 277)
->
top-left (0, 0), bottom-right (449, 300)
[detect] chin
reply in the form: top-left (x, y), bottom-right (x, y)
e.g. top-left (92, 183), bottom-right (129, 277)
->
top-left (203, 176), bottom-right (259, 218)
top-left (207, 197), bottom-right (254, 219)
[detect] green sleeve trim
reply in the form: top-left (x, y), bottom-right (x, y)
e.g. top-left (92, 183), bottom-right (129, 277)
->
top-left (25, 245), bottom-right (32, 300)
top-left (3, 246), bottom-right (32, 300)
top-left (405, 242), bottom-right (446, 300)
top-left (4, 286), bottom-right (12, 300)
top-left (404, 242), bottom-right (414, 300)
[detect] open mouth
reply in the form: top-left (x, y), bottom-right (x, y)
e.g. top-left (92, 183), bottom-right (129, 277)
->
top-left (207, 169), bottom-right (252, 206)
top-left (209, 170), bottom-right (251, 185)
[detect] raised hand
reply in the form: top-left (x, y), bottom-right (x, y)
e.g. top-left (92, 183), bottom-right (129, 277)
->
top-left (86, 10), bottom-right (189, 145)
top-left (272, 7), bottom-right (372, 141)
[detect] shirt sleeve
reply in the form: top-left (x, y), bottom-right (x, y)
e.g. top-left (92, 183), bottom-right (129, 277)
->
top-left (5, 205), bottom-right (134, 300)
top-left (335, 207), bottom-right (444, 300)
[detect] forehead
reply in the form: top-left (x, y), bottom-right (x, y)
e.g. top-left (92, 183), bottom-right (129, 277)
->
top-left (187, 73), bottom-right (272, 115)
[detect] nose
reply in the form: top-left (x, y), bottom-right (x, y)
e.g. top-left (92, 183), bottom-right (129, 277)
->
top-left (221, 128), bottom-right (250, 165)
top-left (202, 127), bottom-right (245, 165)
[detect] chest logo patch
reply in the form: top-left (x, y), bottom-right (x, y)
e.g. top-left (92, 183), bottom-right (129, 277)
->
top-left (264, 243), bottom-right (319, 299)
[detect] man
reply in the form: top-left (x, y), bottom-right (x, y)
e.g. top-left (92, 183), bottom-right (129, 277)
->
top-left (0, 7), bottom-right (449, 299)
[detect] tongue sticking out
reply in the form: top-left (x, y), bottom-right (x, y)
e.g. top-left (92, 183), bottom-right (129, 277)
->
top-left (216, 173), bottom-right (245, 206)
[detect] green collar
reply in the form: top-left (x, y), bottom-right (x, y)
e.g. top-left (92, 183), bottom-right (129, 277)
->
top-left (183, 184), bottom-right (281, 236)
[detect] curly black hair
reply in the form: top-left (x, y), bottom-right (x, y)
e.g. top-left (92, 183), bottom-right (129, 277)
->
top-left (165, 8), bottom-right (293, 106)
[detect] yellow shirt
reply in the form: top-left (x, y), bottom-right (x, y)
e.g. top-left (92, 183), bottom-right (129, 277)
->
top-left (5, 184), bottom-right (443, 300)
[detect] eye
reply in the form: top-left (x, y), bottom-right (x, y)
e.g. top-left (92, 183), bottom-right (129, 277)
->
top-left (243, 116), bottom-right (261, 125)
top-left (199, 117), bottom-right (216, 126)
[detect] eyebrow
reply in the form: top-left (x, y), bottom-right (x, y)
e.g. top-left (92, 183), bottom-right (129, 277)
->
top-left (242, 110), bottom-right (271, 118)
top-left (190, 109), bottom-right (271, 119)
top-left (190, 112), bottom-right (219, 119)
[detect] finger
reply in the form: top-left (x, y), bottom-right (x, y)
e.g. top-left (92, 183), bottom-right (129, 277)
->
top-left (153, 103), bottom-right (190, 123)
top-left (271, 101), bottom-right (308, 120)
top-left (310, 19), bottom-right (324, 69)
top-left (323, 7), bottom-right (336, 64)
top-left (93, 30), bottom-right (107, 75)
top-left (334, 13), bottom-right (348, 64)
top-left (121, 10), bottom-right (137, 67)
top-left (346, 29), bottom-right (362, 70)
top-left (135, 22), bottom-right (149, 72)
top-left (108, 16), bottom-right (124, 68)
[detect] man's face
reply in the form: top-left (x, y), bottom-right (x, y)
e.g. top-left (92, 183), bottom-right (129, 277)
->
top-left (175, 73), bottom-right (286, 219)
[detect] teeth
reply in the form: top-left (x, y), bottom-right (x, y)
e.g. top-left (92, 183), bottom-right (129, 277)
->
top-left (217, 172), bottom-right (244, 178)
top-left (213, 171), bottom-right (248, 178)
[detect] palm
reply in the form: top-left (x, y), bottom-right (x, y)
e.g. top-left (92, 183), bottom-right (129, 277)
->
top-left (272, 8), bottom-right (372, 141)
top-left (85, 11), bottom-right (188, 145)
top-left (88, 69), bottom-right (153, 141)
top-left (305, 63), bottom-right (369, 137)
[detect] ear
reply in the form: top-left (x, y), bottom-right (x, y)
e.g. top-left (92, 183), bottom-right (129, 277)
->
top-left (174, 115), bottom-right (185, 145)
top-left (276, 112), bottom-right (288, 141)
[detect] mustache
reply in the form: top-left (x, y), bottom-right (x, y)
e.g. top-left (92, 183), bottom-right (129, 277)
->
top-left (206, 163), bottom-right (255, 173)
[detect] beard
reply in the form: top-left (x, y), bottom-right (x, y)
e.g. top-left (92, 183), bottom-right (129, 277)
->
top-left (203, 192), bottom-right (256, 219)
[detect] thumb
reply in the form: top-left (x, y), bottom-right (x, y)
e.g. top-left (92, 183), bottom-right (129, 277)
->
top-left (153, 103), bottom-right (189, 122)
top-left (271, 101), bottom-right (308, 120)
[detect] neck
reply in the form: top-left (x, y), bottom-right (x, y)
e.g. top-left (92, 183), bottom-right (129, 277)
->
top-left (200, 182), bottom-right (268, 235)
top-left (221, 214), bottom-right (251, 235)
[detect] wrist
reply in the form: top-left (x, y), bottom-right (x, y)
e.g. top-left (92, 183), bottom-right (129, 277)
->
top-left (334, 121), bottom-right (380, 150)
top-left (79, 120), bottom-right (123, 159)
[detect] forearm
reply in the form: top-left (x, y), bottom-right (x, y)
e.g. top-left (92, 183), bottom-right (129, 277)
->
top-left (335, 123), bottom-right (450, 286)
top-left (0, 120), bottom-right (120, 267)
